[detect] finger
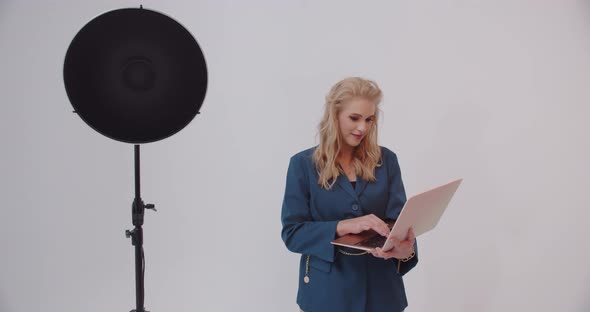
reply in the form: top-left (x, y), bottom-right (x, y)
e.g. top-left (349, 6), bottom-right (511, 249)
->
top-left (369, 248), bottom-right (378, 257)
top-left (372, 215), bottom-right (390, 228)
top-left (366, 219), bottom-right (388, 237)
top-left (374, 224), bottom-right (390, 237)
top-left (380, 249), bottom-right (393, 259)
top-left (378, 247), bottom-right (399, 259)
top-left (402, 233), bottom-right (416, 248)
top-left (360, 223), bottom-right (371, 232)
top-left (398, 244), bottom-right (414, 256)
top-left (407, 227), bottom-right (416, 242)
top-left (400, 241), bottom-right (413, 249)
top-left (397, 236), bottom-right (413, 248)
top-left (390, 237), bottom-right (402, 248)
top-left (369, 216), bottom-right (390, 236)
top-left (373, 247), bottom-right (387, 258)
top-left (368, 214), bottom-right (384, 225)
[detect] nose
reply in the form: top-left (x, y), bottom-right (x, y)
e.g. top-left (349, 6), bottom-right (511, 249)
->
top-left (357, 121), bottom-right (368, 133)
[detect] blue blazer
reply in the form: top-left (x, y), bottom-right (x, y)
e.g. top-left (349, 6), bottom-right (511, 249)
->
top-left (281, 146), bottom-right (418, 312)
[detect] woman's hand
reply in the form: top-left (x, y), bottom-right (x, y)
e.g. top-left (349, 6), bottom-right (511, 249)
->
top-left (336, 214), bottom-right (390, 237)
top-left (369, 228), bottom-right (415, 260)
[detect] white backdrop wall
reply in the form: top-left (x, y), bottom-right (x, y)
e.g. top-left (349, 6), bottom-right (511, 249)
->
top-left (1, 1), bottom-right (589, 311)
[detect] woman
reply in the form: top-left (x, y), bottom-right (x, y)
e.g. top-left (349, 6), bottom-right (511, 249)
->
top-left (281, 77), bottom-right (418, 312)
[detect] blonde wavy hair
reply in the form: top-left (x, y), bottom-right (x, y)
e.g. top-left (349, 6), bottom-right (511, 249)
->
top-left (313, 77), bottom-right (383, 189)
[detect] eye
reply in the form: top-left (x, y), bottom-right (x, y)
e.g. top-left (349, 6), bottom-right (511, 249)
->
top-left (350, 116), bottom-right (360, 121)
top-left (366, 117), bottom-right (375, 123)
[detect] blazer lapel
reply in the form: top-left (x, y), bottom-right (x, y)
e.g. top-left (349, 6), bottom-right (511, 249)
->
top-left (335, 174), bottom-right (357, 199)
top-left (355, 178), bottom-right (368, 197)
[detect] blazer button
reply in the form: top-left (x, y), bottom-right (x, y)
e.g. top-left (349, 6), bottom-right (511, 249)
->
top-left (352, 204), bottom-right (359, 211)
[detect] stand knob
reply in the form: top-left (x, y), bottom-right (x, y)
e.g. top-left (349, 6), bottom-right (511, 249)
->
top-left (145, 204), bottom-right (157, 212)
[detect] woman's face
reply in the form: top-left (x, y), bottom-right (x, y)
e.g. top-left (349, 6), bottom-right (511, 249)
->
top-left (337, 97), bottom-right (377, 150)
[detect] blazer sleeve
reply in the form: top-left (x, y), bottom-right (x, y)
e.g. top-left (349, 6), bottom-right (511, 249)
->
top-left (281, 155), bottom-right (338, 263)
top-left (384, 151), bottom-right (419, 276)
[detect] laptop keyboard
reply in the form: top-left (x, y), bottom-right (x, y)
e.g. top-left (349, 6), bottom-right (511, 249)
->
top-left (356, 235), bottom-right (386, 248)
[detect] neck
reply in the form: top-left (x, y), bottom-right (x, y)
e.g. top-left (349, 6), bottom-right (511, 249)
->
top-left (338, 145), bottom-right (354, 165)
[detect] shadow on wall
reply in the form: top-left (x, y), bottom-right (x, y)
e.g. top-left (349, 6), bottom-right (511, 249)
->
top-left (0, 2), bottom-right (8, 25)
top-left (430, 100), bottom-right (503, 309)
top-left (580, 275), bottom-right (590, 312)
top-left (0, 292), bottom-right (10, 312)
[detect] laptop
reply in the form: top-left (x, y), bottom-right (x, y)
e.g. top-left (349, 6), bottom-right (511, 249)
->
top-left (331, 178), bottom-right (463, 252)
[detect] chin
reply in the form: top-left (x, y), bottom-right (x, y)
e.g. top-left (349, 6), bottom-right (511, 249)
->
top-left (346, 140), bottom-right (362, 148)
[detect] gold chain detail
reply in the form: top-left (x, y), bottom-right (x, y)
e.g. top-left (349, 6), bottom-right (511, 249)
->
top-left (397, 250), bottom-right (416, 273)
top-left (303, 255), bottom-right (310, 284)
top-left (401, 250), bottom-right (415, 262)
top-left (337, 247), bottom-right (368, 256)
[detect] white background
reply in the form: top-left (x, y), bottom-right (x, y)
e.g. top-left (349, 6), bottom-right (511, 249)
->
top-left (1, 1), bottom-right (589, 311)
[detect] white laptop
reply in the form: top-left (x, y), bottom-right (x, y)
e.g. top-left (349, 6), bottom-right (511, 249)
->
top-left (331, 178), bottom-right (463, 252)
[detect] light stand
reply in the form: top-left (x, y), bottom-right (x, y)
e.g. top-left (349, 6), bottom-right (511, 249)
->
top-left (125, 145), bottom-right (156, 312)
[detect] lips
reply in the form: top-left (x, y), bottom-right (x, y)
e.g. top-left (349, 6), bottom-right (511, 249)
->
top-left (352, 134), bottom-right (363, 140)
